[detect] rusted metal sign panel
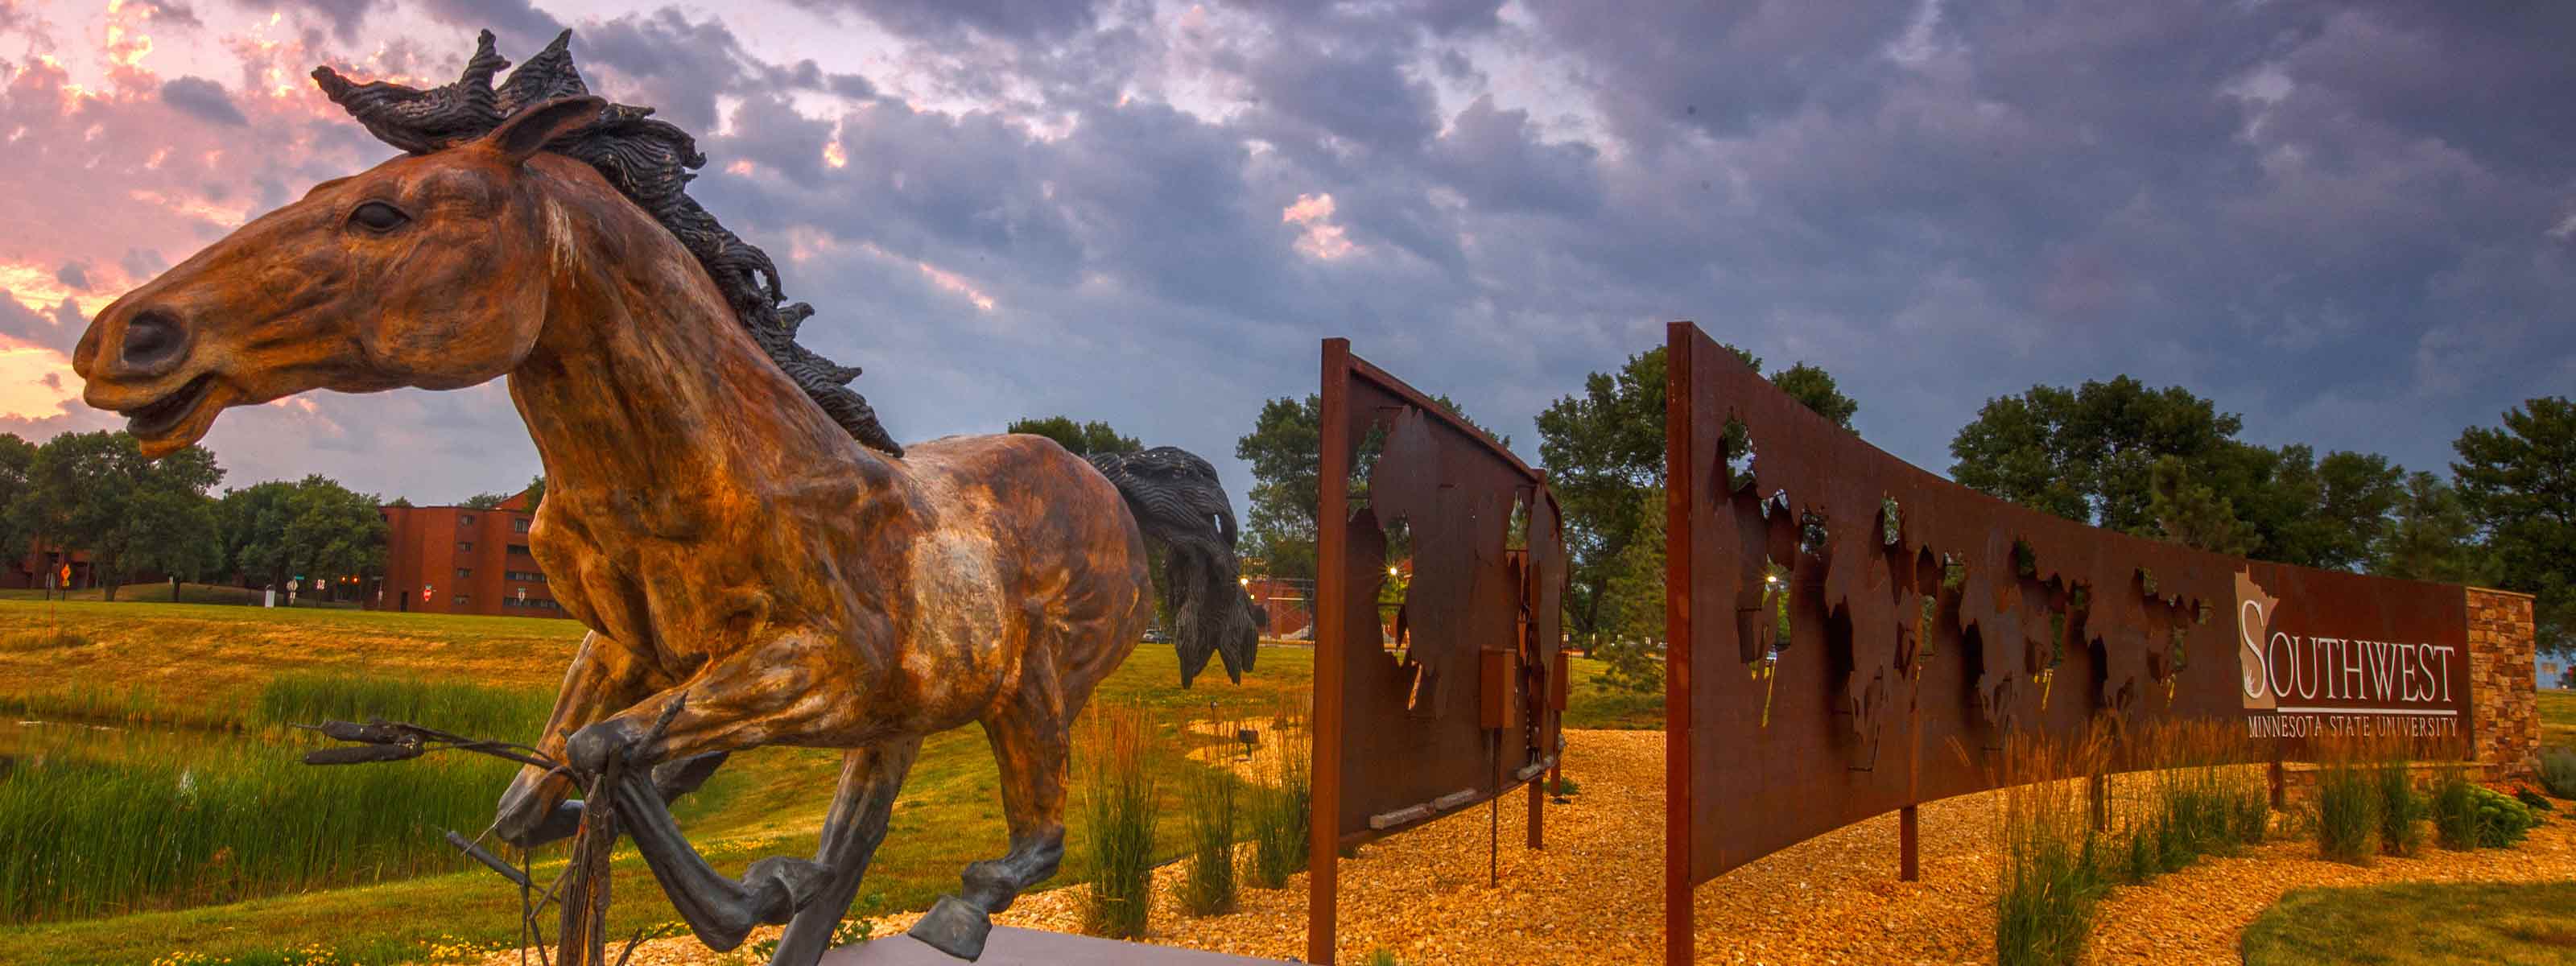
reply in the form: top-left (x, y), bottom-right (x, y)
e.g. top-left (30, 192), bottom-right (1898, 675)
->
top-left (1310, 338), bottom-right (1567, 965)
top-left (1662, 321), bottom-right (2468, 964)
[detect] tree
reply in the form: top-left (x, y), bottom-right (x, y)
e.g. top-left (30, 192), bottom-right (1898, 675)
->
top-left (459, 491), bottom-right (511, 510)
top-left (1951, 377), bottom-right (2240, 534)
top-left (2145, 454), bottom-right (2255, 555)
top-left (1535, 344), bottom-right (1859, 638)
top-left (0, 432), bottom-right (34, 558)
top-left (2373, 472), bottom-right (2497, 586)
top-left (2453, 396), bottom-right (2576, 654)
top-left (1588, 486), bottom-right (1668, 691)
top-left (523, 475), bottom-right (547, 512)
top-left (9, 431), bottom-right (222, 601)
top-left (1951, 379), bottom-right (2405, 572)
top-left (1007, 415), bottom-right (1142, 457)
top-left (223, 476), bottom-right (388, 597)
top-left (1234, 392), bottom-right (1502, 590)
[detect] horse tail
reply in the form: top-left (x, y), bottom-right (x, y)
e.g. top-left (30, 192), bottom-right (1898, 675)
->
top-left (1086, 447), bottom-right (1262, 687)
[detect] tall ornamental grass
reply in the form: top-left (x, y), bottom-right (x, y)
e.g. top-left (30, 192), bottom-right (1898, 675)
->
top-left (1077, 703), bottom-right (1158, 939)
top-left (1246, 708), bottom-right (1311, 890)
top-left (1981, 726), bottom-right (2111, 966)
top-left (1176, 758), bottom-right (1239, 917)
top-left (2314, 749), bottom-right (2380, 865)
top-left (2375, 753), bottom-right (2425, 857)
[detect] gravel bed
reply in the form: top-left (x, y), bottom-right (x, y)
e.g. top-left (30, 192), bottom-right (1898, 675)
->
top-left (473, 730), bottom-right (2576, 964)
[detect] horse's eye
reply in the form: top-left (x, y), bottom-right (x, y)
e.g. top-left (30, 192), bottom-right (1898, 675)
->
top-left (349, 201), bottom-right (410, 232)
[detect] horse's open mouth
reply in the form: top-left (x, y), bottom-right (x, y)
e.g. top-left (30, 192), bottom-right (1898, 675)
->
top-left (119, 373), bottom-right (216, 440)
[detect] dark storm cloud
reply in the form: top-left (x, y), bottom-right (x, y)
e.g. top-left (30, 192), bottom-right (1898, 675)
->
top-left (160, 76), bottom-right (249, 126)
top-left (415, 0), bottom-right (564, 47)
top-left (129, 1), bottom-right (203, 27)
top-left (786, 0), bottom-right (1103, 42)
top-left (574, 9), bottom-right (769, 132)
top-left (231, 0), bottom-right (383, 42)
top-left (118, 248), bottom-right (167, 280)
top-left (0, 294), bottom-right (54, 352)
top-left (63, 0), bottom-right (2567, 510)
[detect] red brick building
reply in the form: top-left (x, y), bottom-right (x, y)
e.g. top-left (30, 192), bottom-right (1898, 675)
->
top-left (1, 542), bottom-right (97, 591)
top-left (374, 490), bottom-right (569, 618)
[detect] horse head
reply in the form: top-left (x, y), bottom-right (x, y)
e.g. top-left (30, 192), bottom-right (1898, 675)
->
top-left (74, 97), bottom-right (605, 457)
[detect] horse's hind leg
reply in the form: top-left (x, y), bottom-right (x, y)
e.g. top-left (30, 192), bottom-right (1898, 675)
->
top-left (766, 737), bottom-right (922, 966)
top-left (907, 698), bottom-right (1070, 960)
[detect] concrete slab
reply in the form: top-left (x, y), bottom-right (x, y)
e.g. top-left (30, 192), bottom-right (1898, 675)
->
top-left (819, 927), bottom-right (1297, 965)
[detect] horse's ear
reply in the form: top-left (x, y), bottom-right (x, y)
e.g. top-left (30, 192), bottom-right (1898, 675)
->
top-left (486, 96), bottom-right (605, 166)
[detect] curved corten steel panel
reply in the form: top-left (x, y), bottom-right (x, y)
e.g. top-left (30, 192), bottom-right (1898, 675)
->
top-left (1309, 338), bottom-right (1567, 965)
top-left (1661, 321), bottom-right (2468, 964)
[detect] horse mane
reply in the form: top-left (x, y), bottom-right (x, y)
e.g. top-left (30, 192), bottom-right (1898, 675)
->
top-left (312, 30), bottom-right (903, 456)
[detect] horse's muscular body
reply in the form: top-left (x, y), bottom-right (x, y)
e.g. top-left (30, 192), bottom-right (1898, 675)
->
top-left (493, 155), bottom-right (1145, 798)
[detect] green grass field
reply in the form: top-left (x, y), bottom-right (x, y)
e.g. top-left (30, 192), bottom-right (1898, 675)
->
top-left (2240, 881), bottom-right (2576, 965)
top-left (2541, 688), bottom-right (2573, 750)
top-left (0, 596), bottom-right (1320, 965)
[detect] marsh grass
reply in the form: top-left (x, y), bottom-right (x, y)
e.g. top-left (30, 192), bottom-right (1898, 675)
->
top-left (253, 671), bottom-right (554, 741)
top-left (1077, 703), bottom-right (1157, 939)
top-left (1246, 708), bottom-right (1310, 890)
top-left (1176, 752), bottom-right (1239, 917)
top-left (0, 731), bottom-right (516, 924)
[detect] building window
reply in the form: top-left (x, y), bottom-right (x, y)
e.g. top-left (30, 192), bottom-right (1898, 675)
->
top-left (513, 518), bottom-right (531, 533)
top-left (455, 568), bottom-right (473, 580)
top-left (453, 594), bottom-right (469, 605)
top-left (459, 514), bottom-right (475, 526)
top-left (457, 541), bottom-right (473, 552)
top-left (504, 570), bottom-right (547, 583)
top-left (507, 543), bottom-right (531, 556)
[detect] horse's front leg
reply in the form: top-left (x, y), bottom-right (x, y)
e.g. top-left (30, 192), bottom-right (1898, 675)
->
top-left (561, 630), bottom-right (873, 952)
top-left (494, 630), bottom-right (662, 846)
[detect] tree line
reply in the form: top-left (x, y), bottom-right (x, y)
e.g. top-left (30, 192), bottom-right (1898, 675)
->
top-left (0, 431), bottom-right (399, 602)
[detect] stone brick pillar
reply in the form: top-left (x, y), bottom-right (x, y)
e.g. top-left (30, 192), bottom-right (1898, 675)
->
top-left (2466, 587), bottom-right (2539, 781)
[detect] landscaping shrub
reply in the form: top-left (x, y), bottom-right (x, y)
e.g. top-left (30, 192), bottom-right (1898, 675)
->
top-left (2375, 756), bottom-right (2425, 857)
top-left (1077, 704), bottom-right (1158, 939)
top-left (2425, 774), bottom-right (2534, 849)
top-left (2513, 786), bottom-right (2553, 813)
top-left (1246, 711), bottom-right (1311, 890)
top-left (1177, 763), bottom-right (1240, 917)
top-left (2314, 754), bottom-right (2380, 865)
top-left (2541, 747), bottom-right (2576, 800)
top-left (2467, 785), bottom-right (2538, 848)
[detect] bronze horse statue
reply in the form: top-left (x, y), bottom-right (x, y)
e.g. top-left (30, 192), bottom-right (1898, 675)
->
top-left (72, 31), bottom-right (1257, 964)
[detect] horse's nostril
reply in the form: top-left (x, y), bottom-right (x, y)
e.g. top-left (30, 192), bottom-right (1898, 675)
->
top-left (119, 308), bottom-right (188, 372)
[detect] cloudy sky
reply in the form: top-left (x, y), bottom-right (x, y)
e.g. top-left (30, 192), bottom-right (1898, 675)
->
top-left (2, 0), bottom-right (2570, 510)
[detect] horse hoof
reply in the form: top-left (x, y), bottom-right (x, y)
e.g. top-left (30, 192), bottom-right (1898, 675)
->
top-left (906, 894), bottom-right (991, 961)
